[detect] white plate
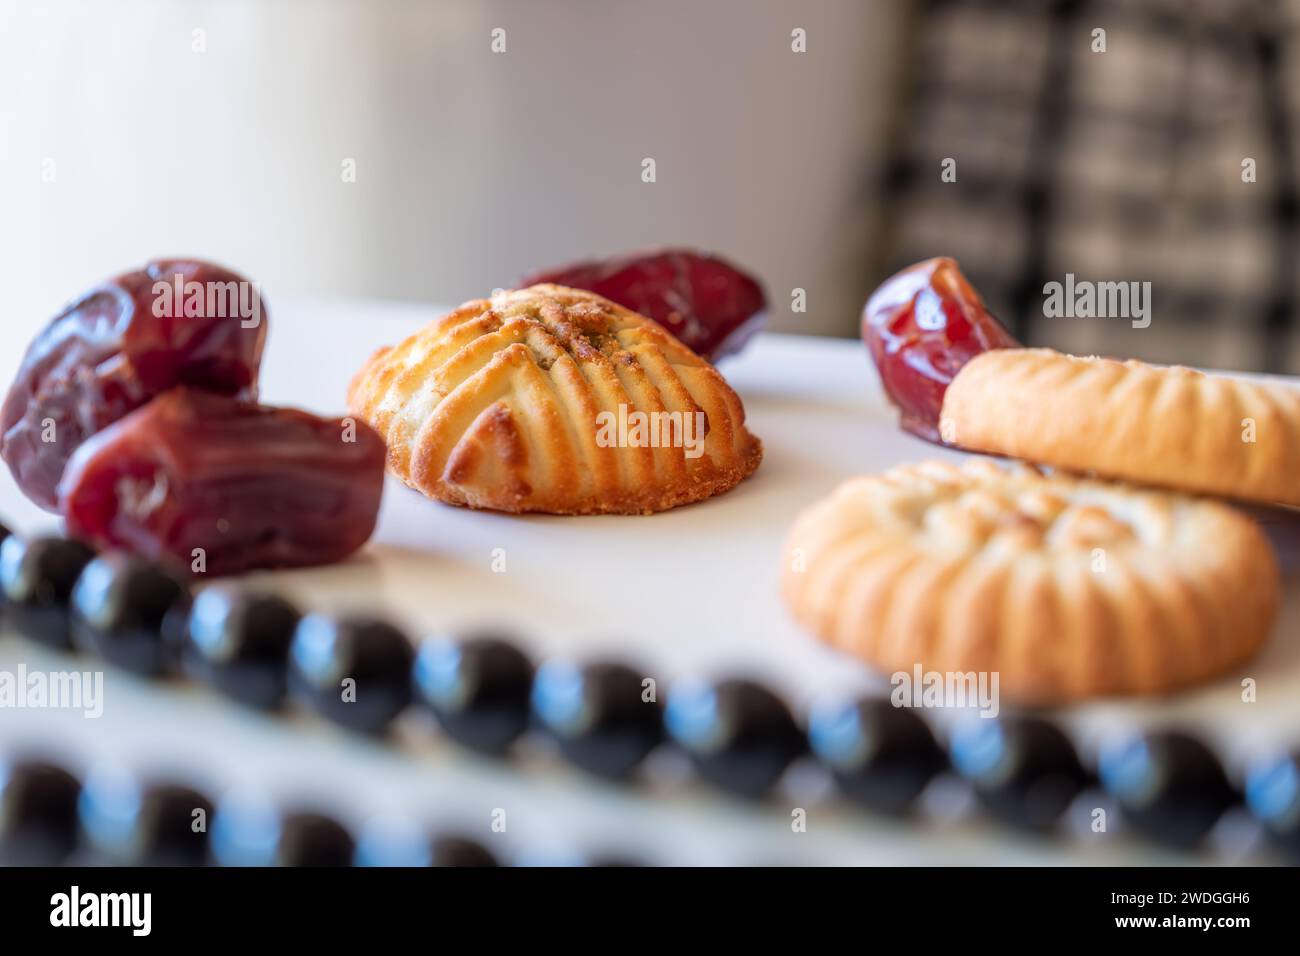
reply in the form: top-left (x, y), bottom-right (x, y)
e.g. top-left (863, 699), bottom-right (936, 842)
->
top-left (1, 298), bottom-right (1295, 864)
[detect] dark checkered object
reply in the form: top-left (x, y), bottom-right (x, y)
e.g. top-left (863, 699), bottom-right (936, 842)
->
top-left (874, 0), bottom-right (1299, 372)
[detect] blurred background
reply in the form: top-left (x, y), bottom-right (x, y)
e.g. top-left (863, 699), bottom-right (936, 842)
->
top-left (0, 0), bottom-right (1297, 370)
top-left (3, 0), bottom-right (1299, 870)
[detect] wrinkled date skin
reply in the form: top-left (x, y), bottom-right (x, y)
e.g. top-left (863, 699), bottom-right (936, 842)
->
top-left (1, 259), bottom-right (268, 510)
top-left (521, 249), bottom-right (767, 361)
top-left (862, 257), bottom-right (1020, 444)
top-left (59, 389), bottom-right (385, 577)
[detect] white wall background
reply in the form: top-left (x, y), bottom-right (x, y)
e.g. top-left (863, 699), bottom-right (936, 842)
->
top-left (0, 0), bottom-right (905, 356)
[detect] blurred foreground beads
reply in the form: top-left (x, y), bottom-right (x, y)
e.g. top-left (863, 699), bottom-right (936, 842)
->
top-left (182, 588), bottom-right (301, 709)
top-left (665, 678), bottom-right (806, 798)
top-left (0, 757), bottom-right (82, 864)
top-left (1246, 750), bottom-right (1300, 859)
top-left (950, 715), bottom-right (1089, 831)
top-left (0, 535), bottom-right (96, 648)
top-left (809, 696), bottom-right (946, 814)
top-left (276, 812), bottom-right (356, 867)
top-left (213, 794), bottom-right (354, 867)
top-left (356, 817), bottom-right (499, 867)
top-left (70, 554), bottom-right (189, 676)
top-left (413, 633), bottom-right (533, 755)
top-left (531, 660), bottom-right (662, 779)
top-left (289, 614), bottom-right (414, 734)
top-left (79, 768), bottom-right (213, 865)
top-left (1099, 730), bottom-right (1236, 849)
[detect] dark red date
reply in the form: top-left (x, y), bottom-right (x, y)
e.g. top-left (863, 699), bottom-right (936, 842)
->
top-left (1, 259), bottom-right (268, 509)
top-left (59, 389), bottom-right (385, 577)
top-left (521, 249), bottom-right (767, 361)
top-left (862, 257), bottom-right (1020, 444)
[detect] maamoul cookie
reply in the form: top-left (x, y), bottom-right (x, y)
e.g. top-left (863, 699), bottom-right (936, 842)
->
top-left (348, 284), bottom-right (762, 515)
top-left (781, 460), bottom-right (1278, 703)
top-left (940, 348), bottom-right (1300, 506)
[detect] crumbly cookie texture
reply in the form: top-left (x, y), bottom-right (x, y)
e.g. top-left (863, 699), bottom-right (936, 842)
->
top-left (348, 284), bottom-right (762, 515)
top-left (940, 347), bottom-right (1300, 506)
top-left (781, 459), bottom-right (1278, 704)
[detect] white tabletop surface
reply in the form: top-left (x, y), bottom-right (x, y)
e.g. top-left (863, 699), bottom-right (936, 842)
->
top-left (2, 296), bottom-right (1297, 865)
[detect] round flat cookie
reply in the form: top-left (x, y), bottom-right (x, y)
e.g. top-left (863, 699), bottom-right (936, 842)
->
top-left (940, 347), bottom-right (1300, 506)
top-left (781, 460), bottom-right (1278, 704)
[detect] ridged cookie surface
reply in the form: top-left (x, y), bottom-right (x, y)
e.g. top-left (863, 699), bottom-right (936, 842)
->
top-left (348, 284), bottom-right (762, 514)
top-left (781, 460), bottom-right (1278, 703)
top-left (940, 348), bottom-right (1300, 505)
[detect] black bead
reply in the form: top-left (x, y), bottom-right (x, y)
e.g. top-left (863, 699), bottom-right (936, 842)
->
top-left (1100, 731), bottom-right (1237, 849)
top-left (289, 614), bottom-right (414, 734)
top-left (70, 554), bottom-right (189, 676)
top-left (277, 812), bottom-right (355, 867)
top-left (79, 770), bottom-right (213, 866)
top-left (950, 715), bottom-right (1090, 831)
top-left (809, 696), bottom-right (946, 814)
top-left (531, 660), bottom-right (662, 780)
top-left (431, 834), bottom-right (499, 867)
top-left (665, 678), bottom-right (807, 798)
top-left (355, 816), bottom-right (501, 867)
top-left (587, 853), bottom-right (647, 867)
top-left (1246, 750), bottom-right (1300, 860)
top-left (213, 797), bottom-right (354, 867)
top-left (413, 633), bottom-right (533, 755)
top-left (0, 757), bottom-right (82, 864)
top-left (181, 587), bottom-right (301, 709)
top-left (0, 535), bottom-right (96, 648)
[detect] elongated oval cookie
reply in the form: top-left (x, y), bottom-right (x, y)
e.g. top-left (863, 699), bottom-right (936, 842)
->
top-left (940, 348), bottom-right (1300, 505)
top-left (781, 460), bottom-right (1278, 703)
top-left (348, 284), bottom-right (762, 514)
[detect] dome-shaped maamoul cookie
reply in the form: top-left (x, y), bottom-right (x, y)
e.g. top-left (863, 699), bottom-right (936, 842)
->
top-left (348, 284), bottom-right (762, 514)
top-left (781, 460), bottom-right (1279, 703)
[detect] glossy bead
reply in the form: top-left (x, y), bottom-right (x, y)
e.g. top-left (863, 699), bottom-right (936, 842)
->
top-left (665, 678), bottom-right (806, 798)
top-left (213, 796), bottom-right (354, 867)
top-left (412, 633), bottom-right (533, 755)
top-left (289, 614), bottom-right (415, 734)
top-left (531, 660), bottom-right (662, 779)
top-left (182, 587), bottom-right (301, 709)
top-left (587, 853), bottom-right (647, 867)
top-left (1246, 750), bottom-right (1300, 860)
top-left (1100, 731), bottom-right (1237, 848)
top-left (0, 758), bottom-right (82, 864)
top-left (277, 812), bottom-right (355, 867)
top-left (358, 817), bottom-right (500, 867)
top-left (950, 715), bottom-right (1090, 831)
top-left (431, 834), bottom-right (500, 867)
top-left (0, 535), bottom-right (96, 648)
top-left (78, 769), bottom-right (213, 865)
top-left (70, 554), bottom-right (189, 676)
top-left (809, 696), bottom-right (946, 814)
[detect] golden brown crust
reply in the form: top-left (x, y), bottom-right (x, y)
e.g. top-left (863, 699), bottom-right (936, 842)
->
top-left (940, 348), bottom-right (1300, 506)
top-left (781, 459), bottom-right (1279, 704)
top-left (348, 284), bottom-right (762, 515)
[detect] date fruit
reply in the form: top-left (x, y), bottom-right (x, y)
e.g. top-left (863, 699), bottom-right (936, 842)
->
top-left (1, 259), bottom-right (268, 509)
top-left (520, 249), bottom-right (766, 361)
top-left (58, 389), bottom-right (385, 576)
top-left (862, 257), bottom-right (1019, 444)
